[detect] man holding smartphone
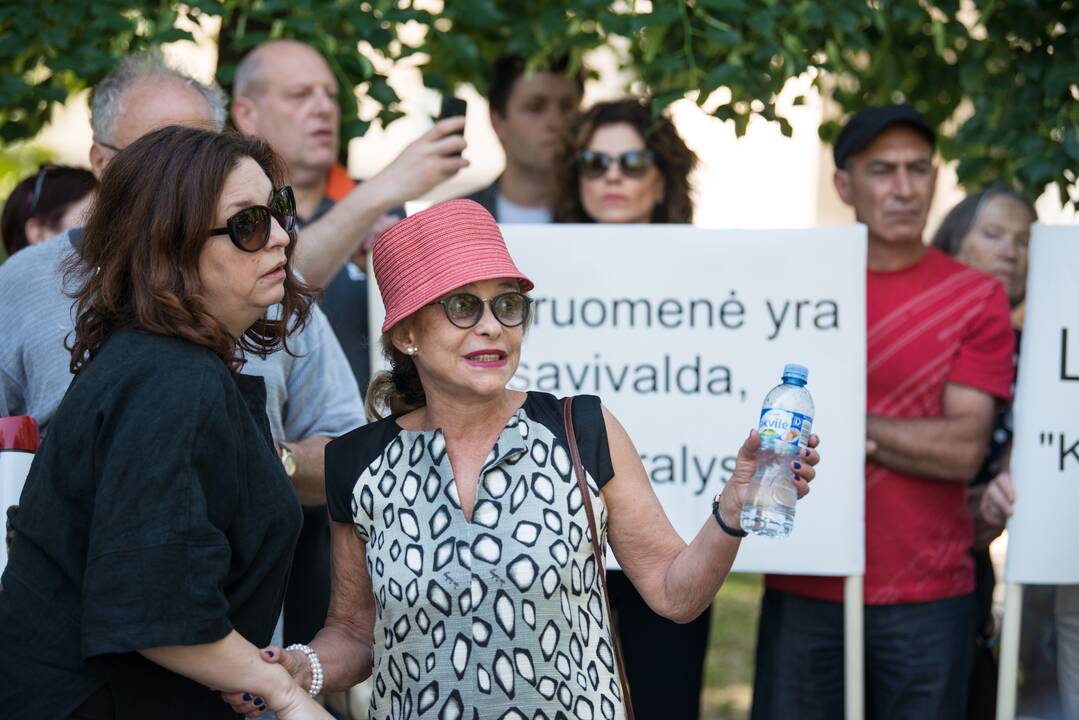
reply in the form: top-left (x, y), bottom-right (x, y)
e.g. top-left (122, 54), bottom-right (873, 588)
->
top-left (232, 39), bottom-right (467, 394)
top-left (232, 40), bottom-right (468, 290)
top-left (465, 54), bottom-right (583, 222)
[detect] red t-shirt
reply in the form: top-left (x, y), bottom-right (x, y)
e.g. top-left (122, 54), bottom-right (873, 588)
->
top-left (768, 248), bottom-right (1015, 605)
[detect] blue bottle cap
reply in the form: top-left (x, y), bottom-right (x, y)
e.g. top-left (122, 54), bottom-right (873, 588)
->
top-left (782, 363), bottom-right (808, 383)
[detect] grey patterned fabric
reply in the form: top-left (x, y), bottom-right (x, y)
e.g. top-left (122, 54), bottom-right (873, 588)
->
top-left (327, 393), bottom-right (627, 720)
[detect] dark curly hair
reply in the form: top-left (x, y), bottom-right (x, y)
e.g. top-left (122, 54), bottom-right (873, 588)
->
top-left (66, 125), bottom-right (313, 373)
top-left (553, 98), bottom-right (698, 224)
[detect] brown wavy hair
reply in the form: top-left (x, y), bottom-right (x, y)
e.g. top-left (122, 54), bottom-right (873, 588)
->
top-left (66, 126), bottom-right (313, 373)
top-left (553, 98), bottom-right (698, 224)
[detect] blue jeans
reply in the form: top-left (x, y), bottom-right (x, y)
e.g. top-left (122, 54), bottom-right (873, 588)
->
top-left (751, 588), bottom-right (975, 720)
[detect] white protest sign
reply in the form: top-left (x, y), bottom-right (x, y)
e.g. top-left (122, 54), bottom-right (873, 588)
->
top-left (0, 450), bottom-right (33, 571)
top-left (370, 225), bottom-right (866, 577)
top-left (1006, 224), bottom-right (1079, 584)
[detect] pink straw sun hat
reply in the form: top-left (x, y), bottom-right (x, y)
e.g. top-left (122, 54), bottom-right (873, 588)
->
top-left (372, 199), bottom-right (534, 332)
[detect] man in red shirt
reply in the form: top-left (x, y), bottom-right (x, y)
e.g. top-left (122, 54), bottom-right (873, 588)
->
top-left (751, 105), bottom-right (1015, 719)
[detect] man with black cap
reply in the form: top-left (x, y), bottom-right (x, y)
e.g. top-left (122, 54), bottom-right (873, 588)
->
top-left (751, 105), bottom-right (1016, 718)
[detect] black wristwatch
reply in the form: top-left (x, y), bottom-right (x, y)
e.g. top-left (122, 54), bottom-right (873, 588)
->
top-left (712, 493), bottom-right (748, 538)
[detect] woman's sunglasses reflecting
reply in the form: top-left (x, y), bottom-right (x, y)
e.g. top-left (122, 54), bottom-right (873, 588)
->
top-left (576, 149), bottom-right (656, 179)
top-left (209, 186), bottom-right (296, 253)
top-left (432, 292), bottom-right (532, 329)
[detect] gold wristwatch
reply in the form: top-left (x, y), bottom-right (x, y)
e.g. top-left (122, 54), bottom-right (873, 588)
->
top-left (278, 442), bottom-right (297, 478)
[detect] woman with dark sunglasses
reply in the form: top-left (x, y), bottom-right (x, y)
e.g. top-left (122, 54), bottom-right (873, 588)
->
top-left (0, 127), bottom-right (331, 720)
top-left (552, 98), bottom-right (697, 225)
top-left (225, 199), bottom-right (820, 720)
top-left (553, 98), bottom-right (711, 720)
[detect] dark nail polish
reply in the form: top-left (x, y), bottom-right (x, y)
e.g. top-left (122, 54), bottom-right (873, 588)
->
top-left (254, 697), bottom-right (263, 706)
top-left (803, 449), bottom-right (810, 457)
top-left (267, 650), bottom-right (274, 657)
top-left (243, 693), bottom-right (251, 702)
top-left (793, 462), bottom-right (802, 469)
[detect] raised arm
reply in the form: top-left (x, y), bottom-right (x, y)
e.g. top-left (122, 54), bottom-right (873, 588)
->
top-left (292, 118), bottom-right (468, 287)
top-left (603, 407), bottom-right (817, 623)
top-left (867, 382), bottom-right (997, 482)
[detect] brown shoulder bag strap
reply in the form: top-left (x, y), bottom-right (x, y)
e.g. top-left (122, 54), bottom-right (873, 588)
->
top-left (562, 396), bottom-right (636, 720)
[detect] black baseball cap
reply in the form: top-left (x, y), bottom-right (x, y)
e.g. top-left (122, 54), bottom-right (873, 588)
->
top-left (833, 104), bottom-right (936, 169)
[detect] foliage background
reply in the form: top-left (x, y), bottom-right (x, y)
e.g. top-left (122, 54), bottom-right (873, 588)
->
top-left (0, 0), bottom-right (1074, 270)
top-left (1, 0), bottom-right (1074, 210)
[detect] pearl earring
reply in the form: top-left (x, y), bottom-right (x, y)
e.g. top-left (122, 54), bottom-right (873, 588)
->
top-left (405, 346), bottom-right (417, 355)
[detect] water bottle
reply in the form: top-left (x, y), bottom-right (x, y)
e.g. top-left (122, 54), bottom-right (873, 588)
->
top-left (740, 363), bottom-right (814, 538)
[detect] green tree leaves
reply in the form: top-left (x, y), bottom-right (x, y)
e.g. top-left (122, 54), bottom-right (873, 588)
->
top-left (0, 0), bottom-right (1074, 207)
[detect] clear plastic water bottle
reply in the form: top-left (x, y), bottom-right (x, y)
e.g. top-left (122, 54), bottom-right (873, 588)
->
top-left (740, 364), bottom-right (814, 538)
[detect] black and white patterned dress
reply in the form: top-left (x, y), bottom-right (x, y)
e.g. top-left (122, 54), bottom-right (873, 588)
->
top-left (326, 392), bottom-right (627, 720)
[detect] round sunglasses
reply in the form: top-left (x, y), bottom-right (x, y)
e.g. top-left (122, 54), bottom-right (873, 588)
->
top-left (209, 186), bottom-right (297, 252)
top-left (431, 291), bottom-right (532, 329)
top-left (576, 149), bottom-right (656, 179)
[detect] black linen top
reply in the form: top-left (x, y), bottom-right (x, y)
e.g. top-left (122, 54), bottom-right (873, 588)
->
top-left (0, 330), bottom-right (303, 719)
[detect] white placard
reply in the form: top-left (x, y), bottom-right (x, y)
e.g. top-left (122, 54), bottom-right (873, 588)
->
top-left (0, 450), bottom-right (33, 572)
top-left (370, 225), bottom-right (867, 577)
top-left (1006, 224), bottom-right (1079, 584)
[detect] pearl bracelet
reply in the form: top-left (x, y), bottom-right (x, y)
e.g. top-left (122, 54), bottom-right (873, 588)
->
top-left (285, 643), bottom-right (324, 696)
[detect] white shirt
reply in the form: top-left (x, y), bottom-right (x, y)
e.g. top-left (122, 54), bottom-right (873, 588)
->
top-left (496, 192), bottom-right (552, 224)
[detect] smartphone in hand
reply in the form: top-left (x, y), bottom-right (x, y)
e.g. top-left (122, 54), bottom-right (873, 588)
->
top-left (438, 96), bottom-right (467, 156)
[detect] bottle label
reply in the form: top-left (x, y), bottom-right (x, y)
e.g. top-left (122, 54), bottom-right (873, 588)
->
top-left (758, 408), bottom-right (813, 450)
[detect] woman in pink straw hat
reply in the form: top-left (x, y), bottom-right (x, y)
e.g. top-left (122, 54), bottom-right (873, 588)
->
top-left (228, 199), bottom-right (819, 719)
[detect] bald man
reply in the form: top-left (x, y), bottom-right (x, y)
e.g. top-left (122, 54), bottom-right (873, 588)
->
top-left (232, 39), bottom-right (468, 289)
top-left (232, 40), bottom-right (461, 395)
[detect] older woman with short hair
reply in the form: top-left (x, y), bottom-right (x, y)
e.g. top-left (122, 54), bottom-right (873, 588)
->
top-left (233, 199), bottom-right (820, 719)
top-left (0, 126), bottom-right (330, 720)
